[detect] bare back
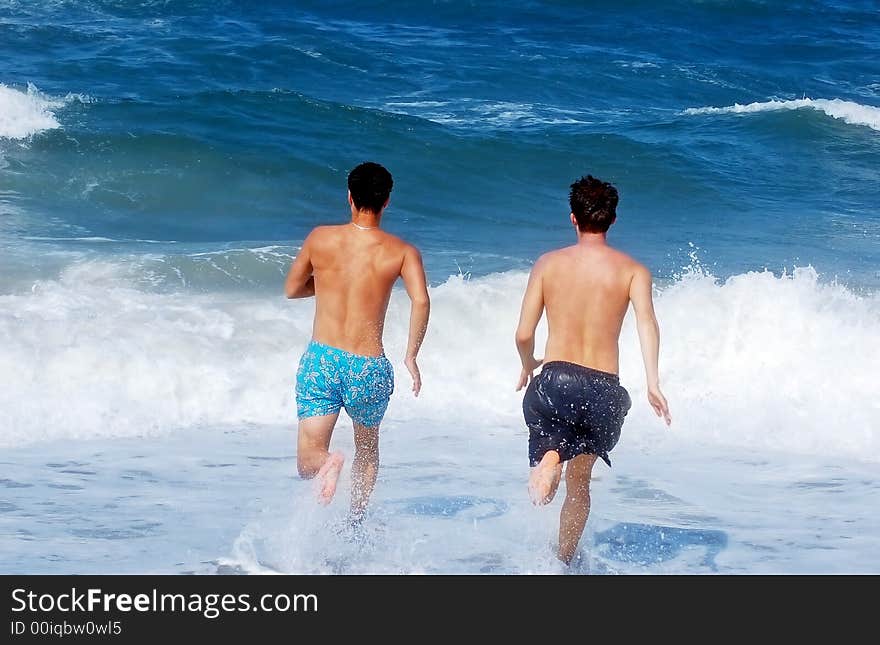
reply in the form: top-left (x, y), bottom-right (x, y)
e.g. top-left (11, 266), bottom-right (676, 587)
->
top-left (303, 224), bottom-right (411, 356)
top-left (539, 243), bottom-right (640, 374)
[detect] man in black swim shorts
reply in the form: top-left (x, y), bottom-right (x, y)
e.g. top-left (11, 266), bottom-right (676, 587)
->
top-left (514, 175), bottom-right (671, 566)
top-left (523, 361), bottom-right (631, 471)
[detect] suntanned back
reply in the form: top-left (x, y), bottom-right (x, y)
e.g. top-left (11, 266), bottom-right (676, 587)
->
top-left (308, 224), bottom-right (410, 356)
top-left (541, 243), bottom-right (639, 375)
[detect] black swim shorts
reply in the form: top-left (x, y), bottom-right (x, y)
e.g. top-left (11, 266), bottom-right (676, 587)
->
top-left (523, 360), bottom-right (631, 467)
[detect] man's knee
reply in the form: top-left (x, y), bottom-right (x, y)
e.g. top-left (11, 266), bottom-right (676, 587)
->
top-left (354, 426), bottom-right (380, 462)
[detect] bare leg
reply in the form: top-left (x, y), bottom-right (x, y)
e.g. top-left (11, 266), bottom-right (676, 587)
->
top-left (557, 453), bottom-right (598, 565)
top-left (349, 423), bottom-right (380, 524)
top-left (528, 450), bottom-right (563, 506)
top-left (297, 413), bottom-right (344, 505)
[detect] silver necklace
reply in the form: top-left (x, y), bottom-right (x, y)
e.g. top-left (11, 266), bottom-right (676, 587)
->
top-left (351, 221), bottom-right (378, 230)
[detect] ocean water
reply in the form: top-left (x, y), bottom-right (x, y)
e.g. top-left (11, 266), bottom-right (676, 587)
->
top-left (1, 0), bottom-right (878, 574)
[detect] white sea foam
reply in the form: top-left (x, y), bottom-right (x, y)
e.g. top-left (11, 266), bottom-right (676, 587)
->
top-left (0, 82), bottom-right (91, 139)
top-left (21, 236), bottom-right (173, 244)
top-left (382, 99), bottom-right (591, 127)
top-left (0, 264), bottom-right (877, 463)
top-left (0, 83), bottom-right (89, 139)
top-left (614, 60), bottom-right (660, 69)
top-left (472, 101), bottom-right (590, 126)
top-left (684, 98), bottom-right (880, 131)
top-left (0, 83), bottom-right (62, 139)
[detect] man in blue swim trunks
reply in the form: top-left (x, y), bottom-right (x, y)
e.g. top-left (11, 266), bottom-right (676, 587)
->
top-left (285, 162), bottom-right (430, 521)
top-left (515, 175), bottom-right (671, 565)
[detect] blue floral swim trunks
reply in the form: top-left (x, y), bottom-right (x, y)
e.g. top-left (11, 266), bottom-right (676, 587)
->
top-left (295, 340), bottom-right (395, 428)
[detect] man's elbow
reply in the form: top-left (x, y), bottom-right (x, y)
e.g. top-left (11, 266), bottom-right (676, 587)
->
top-left (515, 330), bottom-right (533, 347)
top-left (285, 283), bottom-right (305, 299)
top-left (637, 316), bottom-right (660, 335)
top-left (411, 294), bottom-right (430, 309)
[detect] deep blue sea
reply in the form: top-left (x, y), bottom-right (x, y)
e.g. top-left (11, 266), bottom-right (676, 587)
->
top-left (1, 0), bottom-right (878, 574)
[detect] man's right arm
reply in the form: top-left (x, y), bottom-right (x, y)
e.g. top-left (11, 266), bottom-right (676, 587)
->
top-left (400, 245), bottom-right (430, 397)
top-left (284, 231), bottom-right (316, 299)
top-left (629, 264), bottom-right (671, 425)
top-left (515, 255), bottom-right (546, 391)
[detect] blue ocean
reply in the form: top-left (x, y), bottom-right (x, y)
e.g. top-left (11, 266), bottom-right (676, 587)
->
top-left (1, 0), bottom-right (878, 574)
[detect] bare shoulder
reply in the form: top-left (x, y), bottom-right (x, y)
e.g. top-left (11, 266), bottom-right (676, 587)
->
top-left (308, 224), bottom-right (352, 249)
top-left (381, 232), bottom-right (421, 259)
top-left (627, 258), bottom-right (654, 298)
top-left (401, 243), bottom-right (425, 275)
top-left (304, 224), bottom-right (337, 244)
top-left (404, 241), bottom-right (423, 261)
top-left (533, 249), bottom-right (563, 272)
top-left (605, 247), bottom-right (646, 276)
top-left (628, 257), bottom-right (651, 279)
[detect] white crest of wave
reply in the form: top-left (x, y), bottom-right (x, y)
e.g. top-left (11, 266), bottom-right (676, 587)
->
top-left (0, 264), bottom-right (878, 461)
top-left (382, 98), bottom-right (591, 127)
top-left (0, 82), bottom-right (87, 140)
top-left (683, 98), bottom-right (880, 131)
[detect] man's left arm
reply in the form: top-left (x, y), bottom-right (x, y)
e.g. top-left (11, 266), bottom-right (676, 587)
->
top-left (285, 234), bottom-right (315, 299)
top-left (515, 256), bottom-right (546, 391)
top-left (400, 245), bottom-right (430, 397)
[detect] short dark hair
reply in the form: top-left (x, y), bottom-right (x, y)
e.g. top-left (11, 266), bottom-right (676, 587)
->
top-left (348, 162), bottom-right (393, 214)
top-left (569, 175), bottom-right (619, 233)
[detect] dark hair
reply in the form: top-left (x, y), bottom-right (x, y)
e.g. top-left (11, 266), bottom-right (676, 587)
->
top-left (348, 162), bottom-right (393, 214)
top-left (569, 175), bottom-right (619, 233)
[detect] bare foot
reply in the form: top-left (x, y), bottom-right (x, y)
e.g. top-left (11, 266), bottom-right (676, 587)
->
top-left (316, 452), bottom-right (345, 505)
top-left (528, 451), bottom-right (561, 506)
